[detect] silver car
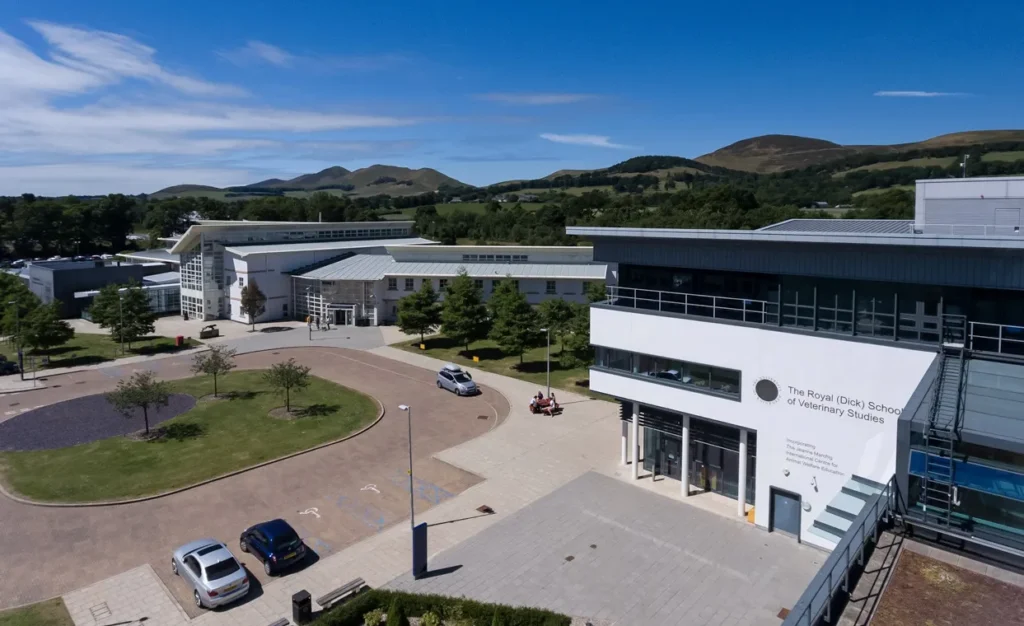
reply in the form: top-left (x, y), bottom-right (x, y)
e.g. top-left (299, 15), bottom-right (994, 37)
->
top-left (171, 539), bottom-right (249, 608)
top-left (436, 363), bottom-right (479, 396)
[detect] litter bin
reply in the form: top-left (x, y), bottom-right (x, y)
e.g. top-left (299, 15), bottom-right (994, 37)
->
top-left (292, 590), bottom-right (312, 625)
top-left (175, 335), bottom-right (184, 347)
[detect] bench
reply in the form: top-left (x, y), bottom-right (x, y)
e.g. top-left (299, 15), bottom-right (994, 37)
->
top-left (316, 577), bottom-right (367, 610)
top-left (267, 619), bottom-right (289, 626)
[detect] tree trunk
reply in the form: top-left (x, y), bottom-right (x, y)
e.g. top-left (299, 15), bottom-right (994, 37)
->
top-left (213, 373), bottom-right (218, 397)
top-left (285, 387), bottom-right (290, 412)
top-left (143, 406), bottom-right (150, 435)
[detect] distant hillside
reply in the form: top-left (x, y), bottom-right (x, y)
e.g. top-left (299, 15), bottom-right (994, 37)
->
top-left (152, 165), bottom-right (469, 200)
top-left (697, 130), bottom-right (1024, 173)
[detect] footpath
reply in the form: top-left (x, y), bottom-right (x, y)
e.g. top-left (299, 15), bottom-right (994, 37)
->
top-left (60, 345), bottom-right (622, 626)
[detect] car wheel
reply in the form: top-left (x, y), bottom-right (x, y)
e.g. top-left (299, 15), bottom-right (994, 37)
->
top-left (264, 561), bottom-right (273, 576)
top-left (171, 559), bottom-right (178, 575)
top-left (436, 380), bottom-right (442, 388)
top-left (239, 537), bottom-right (248, 553)
top-left (194, 590), bottom-right (204, 609)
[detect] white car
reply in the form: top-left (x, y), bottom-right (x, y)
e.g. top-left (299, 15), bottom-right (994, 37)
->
top-left (171, 539), bottom-right (249, 608)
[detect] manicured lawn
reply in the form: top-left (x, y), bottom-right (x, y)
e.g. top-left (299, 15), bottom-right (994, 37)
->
top-left (0, 370), bottom-right (378, 502)
top-left (24, 333), bottom-right (200, 370)
top-left (397, 336), bottom-right (598, 398)
top-left (0, 599), bottom-right (73, 626)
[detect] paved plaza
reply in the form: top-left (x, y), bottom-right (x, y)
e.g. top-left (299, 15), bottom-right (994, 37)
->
top-left (387, 471), bottom-right (823, 626)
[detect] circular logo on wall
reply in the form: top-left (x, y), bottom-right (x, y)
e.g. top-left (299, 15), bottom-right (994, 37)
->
top-left (754, 378), bottom-right (780, 403)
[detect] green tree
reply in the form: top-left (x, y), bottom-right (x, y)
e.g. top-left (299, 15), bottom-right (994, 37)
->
top-left (23, 301), bottom-right (74, 352)
top-left (397, 280), bottom-right (441, 342)
top-left (0, 273), bottom-right (40, 351)
top-left (190, 345), bottom-right (237, 397)
top-left (488, 277), bottom-right (539, 365)
top-left (441, 269), bottom-right (488, 352)
top-left (385, 597), bottom-right (409, 626)
top-left (262, 358), bottom-right (311, 412)
top-left (240, 279), bottom-right (267, 331)
top-left (585, 282), bottom-right (607, 303)
top-left (90, 280), bottom-right (156, 350)
top-left (106, 370), bottom-right (170, 436)
top-left (537, 298), bottom-right (575, 351)
top-left (560, 303), bottom-right (593, 368)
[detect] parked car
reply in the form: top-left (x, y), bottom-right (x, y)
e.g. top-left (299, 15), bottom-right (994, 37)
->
top-left (171, 539), bottom-right (249, 608)
top-left (0, 360), bottom-right (19, 376)
top-left (239, 519), bottom-right (307, 575)
top-left (436, 363), bottom-right (479, 396)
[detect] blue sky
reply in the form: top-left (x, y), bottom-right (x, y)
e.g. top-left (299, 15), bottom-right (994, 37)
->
top-left (1, 1), bottom-right (1021, 195)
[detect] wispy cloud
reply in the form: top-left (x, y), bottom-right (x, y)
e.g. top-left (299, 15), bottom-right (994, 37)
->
top-left (540, 133), bottom-right (632, 149)
top-left (220, 40), bottom-right (406, 72)
top-left (873, 90), bottom-right (970, 98)
top-left (477, 93), bottom-right (596, 105)
top-left (0, 23), bottom-right (424, 194)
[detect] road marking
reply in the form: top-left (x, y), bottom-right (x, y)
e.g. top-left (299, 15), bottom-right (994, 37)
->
top-left (299, 507), bottom-right (321, 519)
top-left (360, 484), bottom-right (380, 494)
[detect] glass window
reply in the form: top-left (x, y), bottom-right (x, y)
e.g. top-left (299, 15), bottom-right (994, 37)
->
top-left (513, 280), bottom-right (520, 291)
top-left (546, 281), bottom-right (556, 295)
top-left (474, 279), bottom-right (484, 290)
top-left (387, 278), bottom-right (397, 291)
top-left (439, 278), bottom-right (448, 292)
top-left (404, 278), bottom-right (414, 291)
top-left (595, 347), bottom-right (739, 399)
top-left (205, 558), bottom-right (241, 581)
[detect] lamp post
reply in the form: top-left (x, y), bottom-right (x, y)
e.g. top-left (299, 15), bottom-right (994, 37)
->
top-left (8, 300), bottom-right (23, 381)
top-left (398, 404), bottom-right (414, 529)
top-left (540, 327), bottom-right (550, 398)
top-left (118, 290), bottom-right (125, 355)
top-left (305, 287), bottom-right (312, 341)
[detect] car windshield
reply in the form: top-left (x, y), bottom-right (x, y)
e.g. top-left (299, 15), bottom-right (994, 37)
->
top-left (205, 558), bottom-right (240, 581)
top-left (453, 373), bottom-right (472, 383)
top-left (270, 532), bottom-right (301, 551)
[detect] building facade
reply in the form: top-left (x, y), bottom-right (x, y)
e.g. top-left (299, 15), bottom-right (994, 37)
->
top-left (28, 260), bottom-right (174, 317)
top-left (569, 175), bottom-right (1024, 558)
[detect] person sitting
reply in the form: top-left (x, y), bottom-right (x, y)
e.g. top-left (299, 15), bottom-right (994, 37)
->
top-left (542, 392), bottom-right (559, 416)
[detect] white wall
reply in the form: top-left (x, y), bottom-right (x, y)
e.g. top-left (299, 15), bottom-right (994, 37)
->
top-left (591, 307), bottom-right (935, 549)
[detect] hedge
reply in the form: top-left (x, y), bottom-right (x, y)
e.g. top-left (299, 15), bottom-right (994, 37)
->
top-left (313, 589), bottom-right (570, 626)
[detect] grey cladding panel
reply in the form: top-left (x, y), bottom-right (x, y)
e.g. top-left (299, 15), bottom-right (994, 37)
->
top-left (924, 198), bottom-right (1024, 228)
top-left (593, 238), bottom-right (1024, 290)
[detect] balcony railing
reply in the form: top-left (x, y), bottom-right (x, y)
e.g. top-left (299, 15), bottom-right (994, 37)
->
top-left (601, 285), bottom-right (965, 347)
top-left (782, 476), bottom-right (901, 626)
top-left (968, 321), bottom-right (1024, 357)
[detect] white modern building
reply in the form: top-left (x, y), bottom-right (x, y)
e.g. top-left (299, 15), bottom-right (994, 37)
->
top-left (292, 245), bottom-right (609, 326)
top-left (569, 175), bottom-right (1024, 557)
top-left (165, 220), bottom-right (430, 322)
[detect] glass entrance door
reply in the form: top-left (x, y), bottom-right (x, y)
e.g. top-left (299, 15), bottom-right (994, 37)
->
top-left (642, 429), bottom-right (682, 481)
top-left (692, 441), bottom-right (724, 494)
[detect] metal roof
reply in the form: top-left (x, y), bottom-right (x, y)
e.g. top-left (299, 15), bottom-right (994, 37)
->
top-left (143, 271), bottom-right (181, 285)
top-left (566, 224), bottom-right (1024, 250)
top-left (757, 219), bottom-right (914, 234)
top-left (298, 253), bottom-right (607, 281)
top-left (225, 237), bottom-right (434, 257)
top-left (171, 220), bottom-right (414, 253)
top-left (116, 249), bottom-right (180, 264)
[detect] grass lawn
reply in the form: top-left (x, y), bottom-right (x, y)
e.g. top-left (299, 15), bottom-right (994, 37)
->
top-left (852, 184), bottom-right (915, 197)
top-left (0, 370), bottom-right (378, 502)
top-left (0, 599), bottom-right (73, 626)
top-left (24, 333), bottom-right (200, 370)
top-left (981, 150), bottom-right (1024, 162)
top-left (397, 336), bottom-right (597, 398)
top-left (835, 156), bottom-right (957, 177)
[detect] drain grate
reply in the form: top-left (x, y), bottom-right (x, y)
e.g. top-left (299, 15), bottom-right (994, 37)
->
top-left (89, 602), bottom-right (112, 620)
top-left (476, 505), bottom-right (494, 514)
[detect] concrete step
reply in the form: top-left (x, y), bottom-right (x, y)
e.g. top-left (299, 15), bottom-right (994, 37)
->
top-left (815, 511), bottom-right (854, 537)
top-left (827, 492), bottom-right (867, 520)
top-left (807, 523), bottom-right (843, 547)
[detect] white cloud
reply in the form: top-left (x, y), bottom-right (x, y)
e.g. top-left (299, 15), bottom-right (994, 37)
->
top-left (220, 40), bottom-right (405, 72)
top-left (477, 93), bottom-right (595, 105)
top-left (0, 163), bottom-right (257, 196)
top-left (540, 133), bottom-right (631, 149)
top-left (26, 21), bottom-right (246, 97)
top-left (873, 90), bottom-right (969, 98)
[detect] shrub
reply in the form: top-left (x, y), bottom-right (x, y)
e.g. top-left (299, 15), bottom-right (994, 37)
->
top-left (363, 608), bottom-right (384, 626)
top-left (385, 597), bottom-right (409, 626)
top-left (312, 590), bottom-right (570, 626)
top-left (420, 611), bottom-right (441, 626)
top-left (491, 607), bottom-right (508, 626)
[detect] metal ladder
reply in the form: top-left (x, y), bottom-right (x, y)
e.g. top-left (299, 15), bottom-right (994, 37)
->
top-left (919, 345), bottom-right (966, 527)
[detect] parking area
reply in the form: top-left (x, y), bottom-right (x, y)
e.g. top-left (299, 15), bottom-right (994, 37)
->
top-left (0, 347), bottom-right (508, 616)
top-left (387, 472), bottom-right (823, 626)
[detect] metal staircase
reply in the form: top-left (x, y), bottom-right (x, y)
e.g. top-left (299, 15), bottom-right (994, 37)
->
top-left (918, 343), bottom-right (967, 528)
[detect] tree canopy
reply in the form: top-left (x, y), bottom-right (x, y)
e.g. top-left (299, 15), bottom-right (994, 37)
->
top-left (89, 280), bottom-right (156, 350)
top-left (106, 370), bottom-right (170, 436)
top-left (263, 358), bottom-right (311, 412)
top-left (397, 280), bottom-right (441, 342)
top-left (240, 279), bottom-right (267, 330)
top-left (487, 277), bottom-right (538, 365)
top-left (440, 269), bottom-right (488, 352)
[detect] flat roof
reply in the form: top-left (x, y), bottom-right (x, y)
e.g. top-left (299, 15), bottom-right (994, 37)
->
top-left (171, 220), bottom-right (415, 253)
top-left (143, 271), bottom-right (181, 285)
top-left (566, 222), bottom-right (1024, 250)
top-left (298, 253), bottom-right (607, 281)
top-left (117, 249), bottom-right (180, 264)
top-left (758, 218), bottom-right (914, 235)
top-left (225, 237), bottom-right (434, 258)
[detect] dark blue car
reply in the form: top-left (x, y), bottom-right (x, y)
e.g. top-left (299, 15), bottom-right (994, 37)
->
top-left (239, 519), bottom-right (307, 575)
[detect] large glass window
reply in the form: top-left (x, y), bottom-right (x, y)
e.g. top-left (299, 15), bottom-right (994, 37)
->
top-left (594, 346), bottom-right (740, 399)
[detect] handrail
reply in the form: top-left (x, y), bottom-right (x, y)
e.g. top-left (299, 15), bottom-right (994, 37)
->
top-left (603, 285), bottom-right (778, 325)
top-left (968, 321), bottom-right (1024, 357)
top-left (915, 223), bottom-right (1024, 236)
top-left (782, 476), bottom-right (899, 626)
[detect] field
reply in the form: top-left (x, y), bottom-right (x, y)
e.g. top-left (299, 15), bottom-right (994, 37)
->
top-left (23, 333), bottom-right (198, 370)
top-left (0, 370), bottom-right (378, 502)
top-left (834, 156), bottom-right (957, 177)
top-left (380, 202), bottom-right (546, 220)
top-left (852, 184), bottom-right (915, 197)
top-left (0, 599), bottom-right (73, 626)
top-left (981, 150), bottom-right (1024, 162)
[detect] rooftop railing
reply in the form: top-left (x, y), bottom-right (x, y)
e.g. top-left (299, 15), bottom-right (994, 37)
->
top-left (914, 223), bottom-right (1024, 237)
top-left (968, 321), bottom-right (1024, 358)
top-left (782, 476), bottom-right (901, 626)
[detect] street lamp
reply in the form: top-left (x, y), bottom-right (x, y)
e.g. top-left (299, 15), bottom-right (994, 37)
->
top-left (540, 327), bottom-right (550, 398)
top-left (8, 300), bottom-right (23, 381)
top-left (398, 404), bottom-right (414, 529)
top-left (305, 287), bottom-right (312, 341)
top-left (118, 290), bottom-right (125, 355)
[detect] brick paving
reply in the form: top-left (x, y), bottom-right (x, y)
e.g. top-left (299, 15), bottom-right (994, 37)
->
top-left (0, 346), bottom-right (507, 612)
top-left (387, 472), bottom-right (823, 626)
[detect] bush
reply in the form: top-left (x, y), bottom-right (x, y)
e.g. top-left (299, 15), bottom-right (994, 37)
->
top-left (312, 589), bottom-right (570, 626)
top-left (386, 597), bottom-right (409, 626)
top-left (492, 607), bottom-right (508, 626)
top-left (363, 608), bottom-right (384, 626)
top-left (420, 611), bottom-right (441, 626)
